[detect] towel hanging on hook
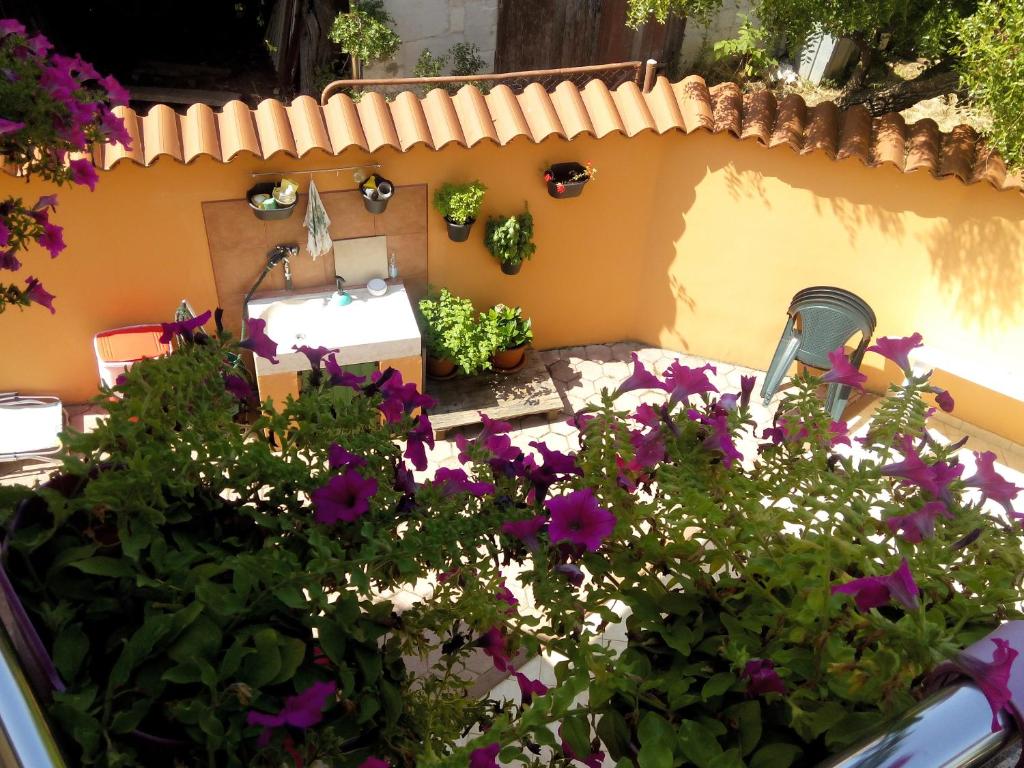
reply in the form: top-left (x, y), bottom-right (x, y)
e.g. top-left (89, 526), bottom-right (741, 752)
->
top-left (304, 179), bottom-right (332, 261)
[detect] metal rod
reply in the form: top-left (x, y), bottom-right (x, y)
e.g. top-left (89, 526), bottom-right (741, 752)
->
top-left (250, 163), bottom-right (381, 179)
top-left (0, 624), bottom-right (67, 767)
top-left (642, 59), bottom-right (659, 93)
top-left (320, 61), bottom-right (645, 103)
top-left (817, 682), bottom-right (1019, 768)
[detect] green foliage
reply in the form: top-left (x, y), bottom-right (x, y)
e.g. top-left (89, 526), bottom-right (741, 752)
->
top-left (481, 304), bottom-right (533, 352)
top-left (484, 210), bottom-right (536, 268)
top-left (417, 288), bottom-right (493, 374)
top-left (712, 16), bottom-right (779, 81)
top-left (957, 0), bottom-right (1024, 167)
top-left (433, 181), bottom-right (487, 224)
top-left (625, 0), bottom-right (723, 27)
top-left (449, 42), bottom-right (486, 77)
top-left (328, 0), bottom-right (400, 66)
top-left (414, 48), bottom-right (446, 79)
top-left (413, 42), bottom-right (487, 95)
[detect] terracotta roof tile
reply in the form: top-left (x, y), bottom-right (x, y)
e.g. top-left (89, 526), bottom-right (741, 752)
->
top-left (96, 75), bottom-right (1022, 198)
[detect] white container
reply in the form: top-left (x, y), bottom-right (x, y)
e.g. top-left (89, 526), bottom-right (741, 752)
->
top-left (367, 278), bottom-right (388, 297)
top-left (0, 394), bottom-right (63, 458)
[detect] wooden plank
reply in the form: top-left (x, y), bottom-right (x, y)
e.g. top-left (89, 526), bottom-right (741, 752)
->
top-left (427, 354), bottom-right (564, 436)
top-left (130, 86), bottom-right (243, 106)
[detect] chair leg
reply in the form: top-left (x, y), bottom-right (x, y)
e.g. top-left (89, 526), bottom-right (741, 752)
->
top-left (825, 338), bottom-right (869, 422)
top-left (760, 322), bottom-right (800, 405)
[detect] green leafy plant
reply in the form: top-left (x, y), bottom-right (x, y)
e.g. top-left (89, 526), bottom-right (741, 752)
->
top-left (413, 48), bottom-right (446, 79)
top-left (417, 288), bottom-right (493, 374)
top-left (433, 181), bottom-right (487, 225)
top-left (449, 42), bottom-right (486, 77)
top-left (484, 210), bottom-right (536, 269)
top-left (712, 15), bottom-right (780, 81)
top-left (327, 0), bottom-right (400, 77)
top-left (482, 304), bottom-right (533, 352)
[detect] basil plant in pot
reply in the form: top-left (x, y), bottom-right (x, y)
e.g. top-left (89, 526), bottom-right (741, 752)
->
top-left (484, 209), bottom-right (536, 275)
top-left (482, 304), bottom-right (533, 371)
top-left (432, 181), bottom-right (487, 242)
top-left (417, 288), bottom-right (493, 377)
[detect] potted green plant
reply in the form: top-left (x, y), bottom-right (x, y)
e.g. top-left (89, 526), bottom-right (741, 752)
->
top-left (483, 304), bottom-right (533, 371)
top-left (484, 209), bottom-right (536, 275)
top-left (543, 161), bottom-right (596, 199)
top-left (433, 181), bottom-right (487, 242)
top-left (417, 288), bottom-right (493, 377)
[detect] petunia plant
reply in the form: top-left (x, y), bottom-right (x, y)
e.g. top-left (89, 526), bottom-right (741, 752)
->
top-left (0, 18), bottom-right (130, 314)
top-left (2, 325), bottom-right (1023, 768)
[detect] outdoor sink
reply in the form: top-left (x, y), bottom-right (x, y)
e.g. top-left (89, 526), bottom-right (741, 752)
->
top-left (245, 281), bottom-right (421, 376)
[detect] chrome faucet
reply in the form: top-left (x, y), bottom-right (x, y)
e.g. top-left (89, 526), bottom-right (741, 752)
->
top-left (269, 244), bottom-right (297, 291)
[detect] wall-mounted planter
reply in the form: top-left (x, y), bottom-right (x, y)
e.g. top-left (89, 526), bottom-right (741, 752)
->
top-left (500, 261), bottom-right (522, 276)
top-left (545, 162), bottom-right (589, 199)
top-left (360, 175), bottom-right (394, 214)
top-left (247, 182), bottom-right (297, 221)
top-left (445, 217), bottom-right (475, 242)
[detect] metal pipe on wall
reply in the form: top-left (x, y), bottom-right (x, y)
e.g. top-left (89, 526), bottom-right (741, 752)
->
top-left (0, 624), bottom-right (66, 767)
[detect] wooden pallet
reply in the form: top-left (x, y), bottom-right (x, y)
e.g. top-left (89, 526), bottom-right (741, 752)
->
top-left (427, 353), bottom-right (564, 438)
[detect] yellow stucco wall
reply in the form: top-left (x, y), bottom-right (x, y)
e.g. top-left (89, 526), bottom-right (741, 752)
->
top-left (1, 128), bottom-right (1022, 439)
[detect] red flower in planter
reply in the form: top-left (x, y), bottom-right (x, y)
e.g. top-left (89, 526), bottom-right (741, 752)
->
top-left (544, 171), bottom-right (553, 182)
top-left (556, 182), bottom-right (565, 193)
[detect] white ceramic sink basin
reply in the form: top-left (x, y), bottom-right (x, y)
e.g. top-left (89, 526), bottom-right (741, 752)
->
top-left (246, 281), bottom-right (421, 376)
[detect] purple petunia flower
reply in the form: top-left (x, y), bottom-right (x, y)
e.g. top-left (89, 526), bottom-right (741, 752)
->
top-left (404, 414), bottom-right (435, 471)
top-left (525, 441), bottom-right (582, 501)
top-left (615, 353), bottom-right (665, 396)
top-left (932, 387), bottom-right (955, 413)
top-left (496, 579), bottom-right (518, 609)
top-left (223, 374), bottom-right (253, 401)
top-left (377, 369), bottom-right (435, 423)
top-left (327, 443), bottom-right (367, 469)
top-left (311, 468), bottom-right (378, 524)
top-left (68, 158), bottom-right (98, 191)
top-left (159, 309), bottom-right (211, 344)
top-left (37, 222), bottom-right (65, 257)
top-left (885, 501), bottom-right (953, 543)
top-left (514, 671), bottom-right (548, 703)
top-left (965, 451), bottom-right (1021, 516)
top-left (567, 410), bottom-right (596, 431)
top-left (24, 276), bottom-right (55, 313)
top-left (691, 409), bottom-right (742, 467)
top-left (239, 318), bottom-right (279, 363)
top-left (663, 360), bottom-right (717, 404)
top-left (0, 249), bottom-right (20, 271)
top-left (632, 403), bottom-right (662, 429)
top-left (555, 563), bottom-right (585, 586)
top-left (0, 117), bottom-right (24, 135)
top-left (293, 344), bottom-right (337, 370)
top-left (832, 558), bottom-right (920, 612)
top-left (501, 514), bottom-right (546, 548)
top-left (33, 194), bottom-right (58, 212)
top-left (358, 758), bottom-right (390, 768)
top-left (547, 488), bottom-right (616, 552)
top-left (743, 659), bottom-right (786, 696)
top-left (0, 19), bottom-right (27, 37)
top-left (246, 680), bottom-right (336, 747)
top-left (881, 435), bottom-right (963, 500)
top-left (324, 353), bottom-right (365, 389)
top-left (829, 420), bottom-right (851, 447)
top-left (739, 374), bottom-right (756, 408)
top-left (469, 743), bottom-right (501, 768)
top-left (949, 639), bottom-right (1018, 732)
top-left (0, 220), bottom-right (8, 249)
top-left (821, 347), bottom-right (867, 390)
top-left (479, 627), bottom-right (510, 671)
top-left (868, 333), bottom-right (924, 376)
top-left (432, 467), bottom-right (495, 497)
top-left (98, 74), bottom-right (130, 107)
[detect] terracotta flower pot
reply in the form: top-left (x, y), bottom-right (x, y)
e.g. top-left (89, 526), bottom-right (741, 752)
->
top-left (445, 217), bottom-right (475, 242)
top-left (427, 356), bottom-right (457, 378)
top-left (492, 345), bottom-right (527, 371)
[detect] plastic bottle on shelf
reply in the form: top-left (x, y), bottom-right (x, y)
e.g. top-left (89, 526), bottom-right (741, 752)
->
top-left (388, 251), bottom-right (399, 280)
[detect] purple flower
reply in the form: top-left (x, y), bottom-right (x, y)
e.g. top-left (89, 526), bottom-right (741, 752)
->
top-left (432, 467), bottom-right (495, 497)
top-left (0, 249), bottom-right (20, 271)
top-left (567, 410), bottom-right (596, 430)
top-left (224, 374), bottom-right (253, 401)
top-left (98, 74), bottom-right (130, 107)
top-left (359, 759), bottom-right (390, 768)
top-left (293, 344), bottom-right (337, 370)
top-left (632, 403), bottom-right (662, 429)
top-left (560, 726), bottom-right (605, 768)
top-left (526, 441), bottom-right (582, 501)
top-left (885, 501), bottom-right (953, 543)
top-left (246, 680), bottom-right (336, 747)
top-left (469, 743), bottom-right (501, 768)
top-left (868, 333), bottom-right (924, 376)
top-left (0, 220), bottom-right (8, 248)
top-left (0, 19), bottom-right (27, 37)
top-left (394, 460), bottom-right (417, 495)
top-left (555, 563), bottom-right (585, 586)
top-left (328, 443), bottom-right (367, 469)
top-left (615, 353), bottom-right (665, 396)
top-left (324, 354), bottom-right (366, 388)
top-left (496, 579), bottom-right (518, 608)
top-left (821, 347), bottom-right (867, 390)
top-left (829, 420), bottom-right (851, 447)
top-left (663, 360), bottom-right (717, 404)
top-left (832, 558), bottom-right (920, 612)
top-left (33, 194), bottom-right (58, 212)
top-left (36, 222), bottom-right (65, 257)
top-left (0, 117), bottom-right (23, 135)
top-left (762, 415), bottom-right (808, 446)
top-left (514, 671), bottom-right (548, 703)
top-left (950, 639), bottom-right (1018, 732)
top-left (739, 374), bottom-right (756, 408)
top-left (479, 627), bottom-right (510, 671)
top-left (311, 468), bottom-right (378, 524)
top-left (404, 414), bottom-right (435, 471)
top-left (377, 370), bottom-right (435, 423)
top-left (501, 514), bottom-right (546, 548)
top-left (68, 158), bottom-right (98, 191)
top-left (547, 488), bottom-right (616, 552)
top-left (159, 309), bottom-right (211, 344)
top-left (743, 659), bottom-right (786, 696)
top-left (24, 276), bottom-right (55, 313)
top-left (692, 409), bottom-right (743, 467)
top-left (881, 436), bottom-right (963, 499)
top-left (932, 387), bottom-right (955, 413)
top-left (965, 451), bottom-right (1020, 515)
top-left (629, 428), bottom-right (665, 470)
top-left (239, 318), bottom-right (279, 363)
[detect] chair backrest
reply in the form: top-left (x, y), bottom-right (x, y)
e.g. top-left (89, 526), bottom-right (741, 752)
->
top-left (792, 286), bottom-right (877, 328)
top-left (787, 291), bottom-right (875, 369)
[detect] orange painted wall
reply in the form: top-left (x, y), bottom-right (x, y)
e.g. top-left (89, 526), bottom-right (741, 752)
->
top-left (1, 127), bottom-right (1022, 440)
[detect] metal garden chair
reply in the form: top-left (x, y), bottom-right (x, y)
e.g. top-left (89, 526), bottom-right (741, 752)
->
top-left (760, 287), bottom-right (876, 422)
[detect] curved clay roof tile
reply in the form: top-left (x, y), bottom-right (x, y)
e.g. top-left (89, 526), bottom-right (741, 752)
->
top-left (708, 82), bottom-right (743, 137)
top-left (517, 82), bottom-right (566, 142)
top-left (286, 96), bottom-right (331, 157)
top-left (421, 89), bottom-right (468, 148)
top-left (804, 102), bottom-right (840, 158)
top-left (644, 77), bottom-right (685, 133)
top-left (549, 81), bottom-right (596, 139)
top-left (672, 75), bottom-right (714, 133)
top-left (389, 90), bottom-right (434, 150)
top-left (872, 112), bottom-right (907, 170)
top-left (253, 99), bottom-right (298, 159)
top-left (836, 105), bottom-right (873, 165)
top-left (485, 84), bottom-right (532, 145)
top-left (180, 103), bottom-right (221, 163)
top-left (905, 119), bottom-right (941, 174)
top-left (452, 84), bottom-right (500, 146)
top-left (770, 94), bottom-right (807, 151)
top-left (216, 100), bottom-right (261, 161)
top-left (740, 90), bottom-right (777, 144)
top-left (322, 94), bottom-right (368, 153)
top-left (104, 105), bottom-right (144, 167)
top-left (355, 92), bottom-right (401, 152)
top-left (938, 124), bottom-right (978, 182)
top-left (610, 81), bottom-right (656, 136)
top-left (579, 79), bottom-right (626, 138)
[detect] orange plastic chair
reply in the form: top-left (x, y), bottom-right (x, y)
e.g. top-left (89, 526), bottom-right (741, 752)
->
top-left (93, 325), bottom-right (172, 387)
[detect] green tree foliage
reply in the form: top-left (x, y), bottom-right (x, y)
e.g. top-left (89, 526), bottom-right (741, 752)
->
top-left (957, 0), bottom-right (1024, 167)
top-left (328, 0), bottom-right (400, 74)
